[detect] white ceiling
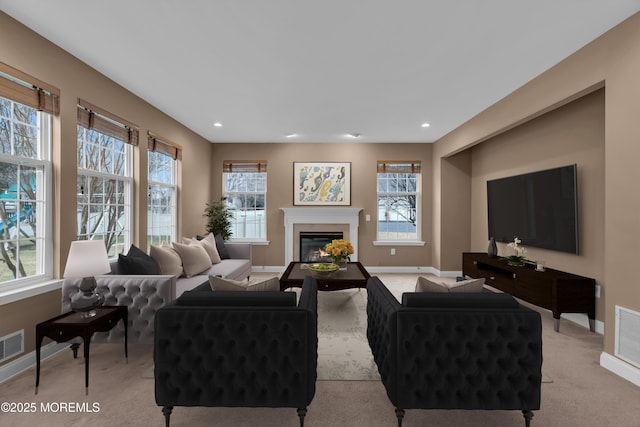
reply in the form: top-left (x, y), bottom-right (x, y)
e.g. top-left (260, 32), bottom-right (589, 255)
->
top-left (1, 1), bottom-right (639, 143)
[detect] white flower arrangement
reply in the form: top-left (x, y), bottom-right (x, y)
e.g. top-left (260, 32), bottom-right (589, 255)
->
top-left (506, 237), bottom-right (527, 266)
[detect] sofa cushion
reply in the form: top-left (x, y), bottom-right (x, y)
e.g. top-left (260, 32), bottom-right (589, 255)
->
top-left (183, 234), bottom-right (221, 264)
top-left (203, 258), bottom-right (251, 279)
top-left (402, 292), bottom-right (519, 309)
top-left (150, 242), bottom-right (183, 277)
top-left (202, 233), bottom-right (222, 263)
top-left (172, 241), bottom-right (212, 277)
top-left (176, 289), bottom-right (296, 307)
top-left (215, 233), bottom-right (231, 259)
top-left (415, 276), bottom-right (485, 293)
top-left (117, 244), bottom-right (160, 275)
top-left (209, 275), bottom-right (280, 292)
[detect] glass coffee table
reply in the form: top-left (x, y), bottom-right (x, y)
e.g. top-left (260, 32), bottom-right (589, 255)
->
top-left (280, 261), bottom-right (371, 292)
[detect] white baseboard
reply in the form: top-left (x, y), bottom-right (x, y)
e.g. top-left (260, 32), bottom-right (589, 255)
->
top-left (0, 341), bottom-right (67, 384)
top-left (600, 352), bottom-right (640, 388)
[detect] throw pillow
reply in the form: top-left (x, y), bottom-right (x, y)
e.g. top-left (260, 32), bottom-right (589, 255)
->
top-left (172, 241), bottom-right (212, 277)
top-left (209, 276), bottom-right (249, 291)
top-left (209, 275), bottom-right (280, 292)
top-left (117, 244), bottom-right (160, 275)
top-left (214, 233), bottom-right (230, 259)
top-left (201, 233), bottom-right (222, 263)
top-left (183, 234), bottom-right (221, 264)
top-left (246, 276), bottom-right (280, 292)
top-left (415, 276), bottom-right (485, 293)
top-left (150, 243), bottom-right (184, 277)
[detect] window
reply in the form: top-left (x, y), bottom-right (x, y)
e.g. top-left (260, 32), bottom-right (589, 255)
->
top-left (77, 100), bottom-right (137, 257)
top-left (223, 161), bottom-right (267, 240)
top-left (376, 161), bottom-right (421, 241)
top-left (147, 132), bottom-right (180, 247)
top-left (0, 65), bottom-right (57, 287)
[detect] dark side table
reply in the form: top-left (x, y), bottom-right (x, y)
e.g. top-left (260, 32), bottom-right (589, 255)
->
top-left (35, 306), bottom-right (128, 395)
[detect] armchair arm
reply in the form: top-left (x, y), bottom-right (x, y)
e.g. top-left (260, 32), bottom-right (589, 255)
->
top-left (366, 276), bottom-right (401, 404)
top-left (62, 274), bottom-right (176, 342)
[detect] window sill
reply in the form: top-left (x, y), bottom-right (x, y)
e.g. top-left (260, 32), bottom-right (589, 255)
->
top-left (373, 240), bottom-right (426, 247)
top-left (0, 279), bottom-right (63, 306)
top-left (227, 239), bottom-right (270, 246)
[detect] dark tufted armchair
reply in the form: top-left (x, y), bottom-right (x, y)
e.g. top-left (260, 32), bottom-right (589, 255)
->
top-left (154, 276), bottom-right (318, 427)
top-left (366, 276), bottom-right (542, 427)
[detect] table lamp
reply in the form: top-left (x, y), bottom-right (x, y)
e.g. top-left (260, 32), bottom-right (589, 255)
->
top-left (63, 240), bottom-right (111, 317)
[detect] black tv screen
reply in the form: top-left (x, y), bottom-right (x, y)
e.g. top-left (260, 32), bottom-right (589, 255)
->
top-left (487, 164), bottom-right (578, 254)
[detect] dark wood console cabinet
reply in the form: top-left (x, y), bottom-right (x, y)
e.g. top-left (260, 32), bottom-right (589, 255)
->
top-left (463, 252), bottom-right (596, 332)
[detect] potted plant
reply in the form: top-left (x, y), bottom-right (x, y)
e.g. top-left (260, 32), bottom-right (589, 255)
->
top-left (203, 197), bottom-right (233, 240)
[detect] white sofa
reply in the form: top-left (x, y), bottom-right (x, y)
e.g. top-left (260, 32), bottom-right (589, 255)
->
top-left (61, 242), bottom-right (252, 343)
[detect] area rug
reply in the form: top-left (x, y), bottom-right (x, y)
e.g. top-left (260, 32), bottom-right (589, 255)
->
top-left (315, 288), bottom-right (380, 381)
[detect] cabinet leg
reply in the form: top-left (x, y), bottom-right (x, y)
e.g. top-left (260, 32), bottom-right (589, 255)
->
top-left (553, 318), bottom-right (560, 332)
top-left (589, 318), bottom-right (596, 333)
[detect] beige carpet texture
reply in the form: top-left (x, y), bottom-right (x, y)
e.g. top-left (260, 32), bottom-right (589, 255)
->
top-left (1, 273), bottom-right (639, 426)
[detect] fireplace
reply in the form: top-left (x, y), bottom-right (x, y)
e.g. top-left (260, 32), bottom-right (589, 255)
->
top-left (299, 232), bottom-right (343, 262)
top-left (281, 207), bottom-right (362, 263)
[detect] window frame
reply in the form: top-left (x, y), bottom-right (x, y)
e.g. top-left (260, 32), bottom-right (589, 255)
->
top-left (76, 115), bottom-right (134, 258)
top-left (0, 98), bottom-right (53, 291)
top-left (374, 161), bottom-right (425, 246)
top-left (147, 149), bottom-right (178, 247)
top-left (223, 167), bottom-right (268, 243)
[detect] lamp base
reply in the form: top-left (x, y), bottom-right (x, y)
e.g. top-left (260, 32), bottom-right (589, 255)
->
top-left (70, 276), bottom-right (104, 315)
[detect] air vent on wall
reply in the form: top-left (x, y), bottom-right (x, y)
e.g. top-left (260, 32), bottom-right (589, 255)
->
top-left (615, 306), bottom-right (640, 369)
top-left (0, 330), bottom-right (24, 363)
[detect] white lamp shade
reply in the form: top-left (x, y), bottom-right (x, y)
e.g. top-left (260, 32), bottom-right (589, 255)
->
top-left (63, 240), bottom-right (111, 278)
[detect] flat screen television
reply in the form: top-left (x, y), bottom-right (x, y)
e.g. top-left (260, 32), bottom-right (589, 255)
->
top-left (487, 164), bottom-right (578, 254)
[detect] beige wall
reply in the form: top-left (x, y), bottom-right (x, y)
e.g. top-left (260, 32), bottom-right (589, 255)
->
top-left (211, 143), bottom-right (432, 267)
top-left (433, 12), bottom-right (640, 355)
top-left (3, 7), bottom-right (640, 369)
top-left (470, 89), bottom-right (605, 321)
top-left (0, 12), bottom-right (213, 363)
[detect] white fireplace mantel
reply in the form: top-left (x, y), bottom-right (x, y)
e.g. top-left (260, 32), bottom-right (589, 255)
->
top-left (281, 207), bottom-right (362, 264)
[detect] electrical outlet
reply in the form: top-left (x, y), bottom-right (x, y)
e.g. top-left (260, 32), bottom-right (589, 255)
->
top-left (595, 284), bottom-right (601, 298)
top-left (365, 214), bottom-right (371, 222)
top-left (390, 248), bottom-right (396, 255)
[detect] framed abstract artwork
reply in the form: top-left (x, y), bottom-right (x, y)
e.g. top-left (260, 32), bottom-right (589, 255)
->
top-left (293, 162), bottom-right (351, 205)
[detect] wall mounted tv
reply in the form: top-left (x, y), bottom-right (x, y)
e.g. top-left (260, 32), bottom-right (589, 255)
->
top-left (487, 164), bottom-right (578, 254)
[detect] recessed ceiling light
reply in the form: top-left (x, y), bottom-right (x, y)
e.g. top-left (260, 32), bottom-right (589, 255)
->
top-left (421, 122), bottom-right (431, 128)
top-left (213, 122), bottom-right (222, 127)
top-left (285, 133), bottom-right (298, 138)
top-left (346, 133), bottom-right (361, 138)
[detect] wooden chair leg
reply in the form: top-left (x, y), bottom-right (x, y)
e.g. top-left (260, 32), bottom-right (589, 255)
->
top-left (162, 406), bottom-right (173, 427)
top-left (297, 408), bottom-right (307, 427)
top-left (522, 410), bottom-right (534, 427)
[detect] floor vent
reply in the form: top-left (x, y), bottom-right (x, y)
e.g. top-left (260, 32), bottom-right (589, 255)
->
top-left (615, 305), bottom-right (640, 369)
top-left (0, 329), bottom-right (24, 363)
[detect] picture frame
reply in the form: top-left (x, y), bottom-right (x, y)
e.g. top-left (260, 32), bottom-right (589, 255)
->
top-left (293, 162), bottom-right (351, 205)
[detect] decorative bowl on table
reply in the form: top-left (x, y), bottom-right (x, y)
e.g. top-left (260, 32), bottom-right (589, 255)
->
top-left (307, 262), bottom-right (340, 278)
